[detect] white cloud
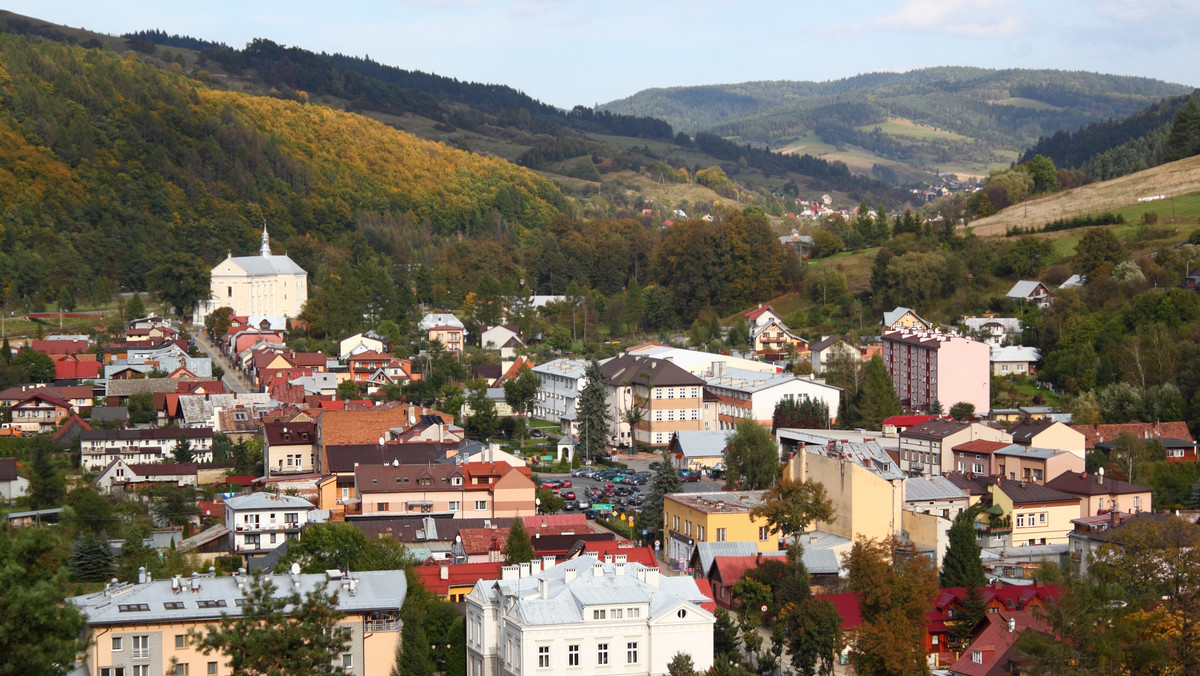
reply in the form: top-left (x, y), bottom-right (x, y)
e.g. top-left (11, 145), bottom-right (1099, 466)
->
top-left (878, 0), bottom-right (1024, 38)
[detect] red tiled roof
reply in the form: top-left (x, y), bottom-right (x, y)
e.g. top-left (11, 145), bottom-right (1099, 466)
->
top-left (55, 358), bottom-right (102, 380)
top-left (882, 414), bottom-right (939, 428)
top-left (522, 513), bottom-right (588, 529)
top-left (952, 440), bottom-right (1011, 455)
top-left (582, 542), bottom-right (658, 567)
top-left (412, 562), bottom-right (505, 596)
top-left (197, 501), bottom-right (224, 517)
top-left (743, 305), bottom-right (778, 321)
top-left (711, 556), bottom-right (763, 586)
top-left (694, 578), bottom-right (718, 613)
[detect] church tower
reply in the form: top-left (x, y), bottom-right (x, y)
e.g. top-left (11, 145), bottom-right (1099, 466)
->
top-left (260, 223), bottom-right (271, 257)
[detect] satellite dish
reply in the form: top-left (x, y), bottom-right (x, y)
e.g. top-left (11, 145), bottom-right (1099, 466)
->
top-left (290, 563), bottom-right (300, 575)
top-left (1098, 466), bottom-right (1105, 476)
top-left (392, 459), bottom-right (400, 467)
top-left (379, 437), bottom-right (386, 446)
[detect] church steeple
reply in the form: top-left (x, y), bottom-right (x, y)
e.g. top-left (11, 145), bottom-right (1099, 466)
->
top-left (260, 222), bottom-right (271, 257)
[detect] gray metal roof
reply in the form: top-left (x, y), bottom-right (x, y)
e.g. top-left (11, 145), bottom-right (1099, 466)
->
top-left (992, 444), bottom-right (1065, 460)
top-left (800, 548), bottom-right (840, 575)
top-left (904, 476), bottom-right (969, 502)
top-left (70, 569), bottom-right (405, 626)
top-left (673, 430), bottom-right (728, 458)
top-left (706, 366), bottom-right (838, 395)
top-left (472, 556), bottom-right (711, 626)
top-left (1006, 280), bottom-right (1047, 299)
top-left (228, 253), bottom-right (307, 277)
top-left (532, 358), bottom-right (590, 379)
top-left (991, 346), bottom-right (1041, 363)
top-left (692, 541), bottom-right (760, 576)
top-left (418, 313), bottom-right (465, 330)
top-left (224, 492), bottom-right (314, 511)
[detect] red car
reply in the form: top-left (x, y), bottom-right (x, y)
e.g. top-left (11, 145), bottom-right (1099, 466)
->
top-left (563, 491), bottom-right (576, 500)
top-left (560, 480), bottom-right (572, 488)
top-left (540, 480), bottom-right (562, 489)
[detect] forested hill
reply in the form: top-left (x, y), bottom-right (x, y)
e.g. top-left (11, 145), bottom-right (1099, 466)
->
top-left (1020, 91), bottom-right (1200, 180)
top-left (600, 68), bottom-right (1190, 182)
top-left (0, 33), bottom-right (564, 306)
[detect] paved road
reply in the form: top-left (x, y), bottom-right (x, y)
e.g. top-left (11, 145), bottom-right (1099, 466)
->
top-left (191, 330), bottom-right (251, 393)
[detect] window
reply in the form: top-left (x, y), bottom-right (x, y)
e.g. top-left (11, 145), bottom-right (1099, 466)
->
top-left (716, 528), bottom-right (727, 542)
top-left (593, 609), bottom-right (606, 620)
top-left (449, 501), bottom-right (460, 512)
top-left (568, 644), bottom-right (579, 667)
top-left (627, 642), bottom-right (639, 664)
top-left (378, 502), bottom-right (389, 513)
top-left (612, 608), bottom-right (623, 619)
top-left (759, 526), bottom-right (769, 540)
top-left (538, 646), bottom-right (550, 668)
top-left (597, 644), bottom-right (609, 665)
top-left (972, 463), bottom-right (985, 474)
top-left (112, 637), bottom-right (123, 652)
top-left (972, 650), bottom-right (983, 664)
top-left (627, 607), bottom-right (640, 618)
top-left (1133, 496), bottom-right (1141, 508)
top-left (696, 526), bottom-right (705, 542)
top-left (1016, 514), bottom-right (1026, 528)
top-left (475, 500), bottom-right (488, 511)
top-left (207, 664), bottom-right (217, 675)
top-left (1039, 512), bottom-right (1047, 525)
top-left (342, 653), bottom-right (353, 670)
top-left (132, 635), bottom-right (150, 660)
top-left (164, 602), bottom-right (184, 610)
top-left (133, 667), bottom-right (149, 676)
top-left (174, 665), bottom-right (189, 676)
top-left (175, 634), bottom-right (186, 648)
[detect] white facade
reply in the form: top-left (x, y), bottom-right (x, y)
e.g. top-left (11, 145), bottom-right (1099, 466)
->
top-left (532, 358), bottom-right (591, 423)
top-left (339, 332), bottom-right (385, 360)
top-left (193, 226), bottom-right (308, 323)
top-left (466, 556), bottom-right (715, 676)
top-left (704, 365), bottom-right (840, 428)
top-left (224, 492), bottom-right (314, 556)
top-left (80, 430), bottom-right (215, 472)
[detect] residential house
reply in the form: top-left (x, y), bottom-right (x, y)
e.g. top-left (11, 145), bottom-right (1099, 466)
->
top-left (465, 556), bottom-right (716, 676)
top-left (1005, 280), bottom-right (1051, 308)
top-left (1008, 419), bottom-right (1085, 457)
top-left (347, 351), bottom-right (414, 393)
top-left (882, 329), bottom-right (991, 415)
top-left (10, 392), bottom-right (73, 431)
top-left (225, 492), bottom-right (315, 556)
top-left (990, 345), bottom-right (1040, 377)
top-left (986, 479), bottom-right (1080, 547)
top-left (413, 561), bottom-right (505, 603)
top-left (339, 331), bottom-right (386, 360)
top-left (962, 316), bottom-right (1022, 347)
top-left (993, 444), bottom-right (1084, 484)
top-left (778, 230), bottom-right (815, 259)
top-left (779, 432), bottom-right (905, 544)
top-left (70, 569), bottom-right (404, 676)
top-left (419, 313), bottom-right (467, 353)
top-left (94, 459), bottom-right (198, 494)
top-left (0, 384), bottom-right (94, 411)
top-left (0, 458), bottom-right (29, 501)
top-left (532, 358), bottom-right (592, 431)
top-left (55, 353), bottom-right (102, 380)
top-left (904, 476), bottom-right (970, 521)
top-left (744, 304), bottom-right (807, 359)
top-left (708, 551), bottom-right (839, 609)
top-left (949, 439), bottom-right (1010, 475)
top-left (480, 325), bottom-right (525, 358)
top-left (882, 306), bottom-right (932, 331)
top-left (1069, 421), bottom-right (1196, 461)
top-left (352, 461), bottom-right (536, 520)
top-left (704, 363), bottom-right (840, 429)
top-left (931, 582), bottom-right (1059, 664)
top-left (53, 414), bottom-right (93, 448)
top-left (663, 491), bottom-right (772, 566)
top-left (945, 609), bottom-right (1038, 674)
top-left (808, 336), bottom-right (861, 375)
top-left (80, 428), bottom-right (214, 472)
top-left (666, 430), bottom-right (727, 470)
top-left (881, 414), bottom-right (939, 438)
top-left (263, 421), bottom-right (317, 477)
top-left (899, 420), bottom-right (1011, 477)
top-left (601, 354), bottom-right (706, 448)
top-left (1044, 470), bottom-right (1151, 517)
top-left (1066, 511), bottom-right (1140, 576)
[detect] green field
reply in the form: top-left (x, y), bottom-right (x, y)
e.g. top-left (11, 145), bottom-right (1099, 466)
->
top-left (852, 119), bottom-right (971, 142)
top-left (987, 97), bottom-right (1065, 111)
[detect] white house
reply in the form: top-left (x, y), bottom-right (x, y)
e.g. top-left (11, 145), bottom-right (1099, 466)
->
top-left (80, 428), bottom-right (215, 472)
top-left (704, 364), bottom-right (840, 428)
top-left (224, 492), bottom-right (315, 557)
top-left (532, 358), bottom-right (592, 426)
top-left (480, 325), bottom-right (525, 359)
top-left (465, 556), bottom-right (715, 676)
top-left (991, 346), bottom-right (1041, 377)
top-left (193, 226), bottom-right (308, 323)
top-left (93, 459), bottom-right (198, 494)
top-left (962, 317), bottom-right (1022, 347)
top-left (0, 458), bottom-right (29, 502)
top-left (339, 331), bottom-right (386, 360)
top-left (1006, 280), bottom-right (1051, 308)
top-left (809, 336), bottom-right (860, 375)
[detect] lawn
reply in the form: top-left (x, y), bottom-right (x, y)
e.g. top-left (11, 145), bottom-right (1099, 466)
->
top-left (852, 118), bottom-right (972, 142)
top-left (987, 97), bottom-right (1064, 111)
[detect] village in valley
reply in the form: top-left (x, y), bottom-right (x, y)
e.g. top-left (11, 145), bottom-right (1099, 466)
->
top-left (4, 216), bottom-right (1198, 676)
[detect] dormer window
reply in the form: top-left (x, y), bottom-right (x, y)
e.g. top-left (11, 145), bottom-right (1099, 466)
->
top-left (452, 477), bottom-right (462, 486)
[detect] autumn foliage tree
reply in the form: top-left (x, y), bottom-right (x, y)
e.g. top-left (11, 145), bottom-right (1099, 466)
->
top-left (846, 537), bottom-right (939, 676)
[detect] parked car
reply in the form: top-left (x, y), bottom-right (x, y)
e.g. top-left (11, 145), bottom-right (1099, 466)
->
top-left (681, 471), bottom-right (701, 483)
top-left (560, 480), bottom-right (572, 488)
top-left (648, 461), bottom-right (661, 470)
top-left (571, 468), bottom-right (589, 477)
top-left (530, 429), bottom-right (545, 438)
top-left (562, 501), bottom-right (575, 511)
top-left (540, 480), bottom-right (562, 489)
top-left (576, 499), bottom-right (590, 510)
top-left (563, 491), bottom-right (576, 500)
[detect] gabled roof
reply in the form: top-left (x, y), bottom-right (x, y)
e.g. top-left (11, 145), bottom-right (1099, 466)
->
top-left (13, 391), bottom-right (72, 409)
top-left (993, 478), bottom-right (1077, 505)
top-left (744, 304), bottom-right (780, 321)
top-left (990, 346), bottom-right (1040, 363)
top-left (1006, 280), bottom-right (1049, 299)
top-left (952, 440), bottom-right (1010, 455)
top-left (901, 419), bottom-right (969, 441)
top-left (882, 306), bottom-right (930, 328)
top-left (601, 354), bottom-right (705, 388)
top-left (1007, 418), bottom-right (1070, 444)
top-left (419, 313), bottom-right (465, 331)
top-left (1044, 470), bottom-right (1149, 496)
top-left (1068, 421), bottom-right (1194, 448)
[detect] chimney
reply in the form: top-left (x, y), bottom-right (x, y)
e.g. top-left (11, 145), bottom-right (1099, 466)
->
top-left (593, 563), bottom-right (604, 577)
top-left (643, 568), bottom-right (659, 588)
top-left (564, 568), bottom-right (577, 583)
top-left (518, 562), bottom-right (532, 578)
top-left (992, 579), bottom-right (1003, 590)
top-left (541, 555), bottom-right (556, 570)
top-left (137, 566), bottom-right (147, 584)
top-left (1007, 617), bottom-right (1016, 633)
top-left (756, 552), bottom-right (763, 564)
top-left (501, 565), bottom-right (519, 581)
top-left (538, 578), bottom-right (548, 600)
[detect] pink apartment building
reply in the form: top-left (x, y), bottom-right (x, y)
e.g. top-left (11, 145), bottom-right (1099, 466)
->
top-left (882, 329), bottom-right (990, 415)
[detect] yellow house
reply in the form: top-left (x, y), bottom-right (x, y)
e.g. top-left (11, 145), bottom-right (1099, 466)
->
top-left (779, 431), bottom-right (905, 543)
top-left (1008, 419), bottom-right (1086, 457)
top-left (882, 306), bottom-right (932, 331)
top-left (70, 569), bottom-right (405, 676)
top-left (663, 491), bottom-right (774, 568)
top-left (988, 479), bottom-right (1080, 546)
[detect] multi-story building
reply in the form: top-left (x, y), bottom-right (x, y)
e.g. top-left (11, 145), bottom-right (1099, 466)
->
top-left (882, 329), bottom-right (991, 415)
top-left (703, 363), bottom-right (840, 429)
top-left (351, 461), bottom-right (536, 520)
top-left (465, 556), bottom-right (715, 676)
top-left (1007, 419), bottom-right (1085, 457)
top-left (601, 355), bottom-right (706, 448)
top-left (70, 568), bottom-right (406, 676)
top-left (193, 225), bottom-right (308, 324)
top-left (80, 428), bottom-right (215, 472)
top-left (263, 421), bottom-right (318, 477)
top-left (899, 420), bottom-right (1010, 477)
top-left (1044, 470), bottom-right (1151, 518)
top-left (531, 358), bottom-right (591, 426)
top-left (986, 479), bottom-right (1080, 547)
top-left (662, 491), bottom-right (772, 566)
top-left (961, 316), bottom-right (1022, 347)
top-left (224, 492), bottom-right (315, 556)
top-left (993, 444), bottom-right (1083, 484)
top-left (10, 391), bottom-right (72, 431)
top-left (419, 313), bottom-right (467, 353)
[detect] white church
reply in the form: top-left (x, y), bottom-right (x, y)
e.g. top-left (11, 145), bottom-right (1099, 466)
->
top-left (193, 226), bottom-right (308, 324)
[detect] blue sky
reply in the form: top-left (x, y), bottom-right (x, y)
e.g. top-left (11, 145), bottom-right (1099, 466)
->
top-left (8, 0), bottom-right (1199, 108)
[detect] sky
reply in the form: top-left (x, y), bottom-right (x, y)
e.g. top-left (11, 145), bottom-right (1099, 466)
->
top-left (6, 0), bottom-right (1199, 109)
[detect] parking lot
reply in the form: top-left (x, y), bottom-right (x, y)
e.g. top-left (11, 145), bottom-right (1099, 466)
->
top-left (536, 463), bottom-right (726, 520)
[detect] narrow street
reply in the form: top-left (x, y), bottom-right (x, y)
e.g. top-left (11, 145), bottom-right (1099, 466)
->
top-left (190, 329), bottom-right (252, 393)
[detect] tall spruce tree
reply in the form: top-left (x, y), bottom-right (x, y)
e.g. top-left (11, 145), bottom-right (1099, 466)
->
top-left (643, 447), bottom-right (683, 538)
top-left (854, 356), bottom-right (900, 428)
top-left (577, 360), bottom-right (611, 461)
top-left (772, 396), bottom-right (831, 433)
top-left (940, 507), bottom-right (987, 588)
top-left (68, 535), bottom-right (116, 583)
top-left (504, 519), bottom-right (535, 565)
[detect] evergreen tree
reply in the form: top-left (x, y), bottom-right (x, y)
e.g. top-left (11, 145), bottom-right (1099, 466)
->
top-left (643, 447), bottom-right (683, 537)
top-left (194, 572), bottom-right (349, 676)
top-left (466, 385), bottom-right (499, 440)
top-left (0, 337), bottom-right (10, 364)
top-left (68, 534), bottom-right (116, 582)
top-left (577, 360), bottom-right (611, 461)
top-left (772, 396), bottom-right (831, 433)
top-left (172, 437), bottom-right (194, 464)
top-left (949, 584), bottom-right (987, 650)
top-left (1164, 98), bottom-right (1200, 162)
top-left (928, 399), bottom-right (944, 415)
top-left (667, 651), bottom-right (698, 676)
top-left (854, 356), bottom-right (900, 428)
top-left (0, 528), bottom-right (87, 676)
top-left (28, 443), bottom-right (66, 509)
top-left (940, 507), bottom-right (987, 588)
top-left (125, 292), bottom-right (146, 320)
top-left (395, 614), bottom-right (434, 676)
top-left (504, 519), bottom-right (535, 565)
top-left (713, 608), bottom-right (741, 660)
